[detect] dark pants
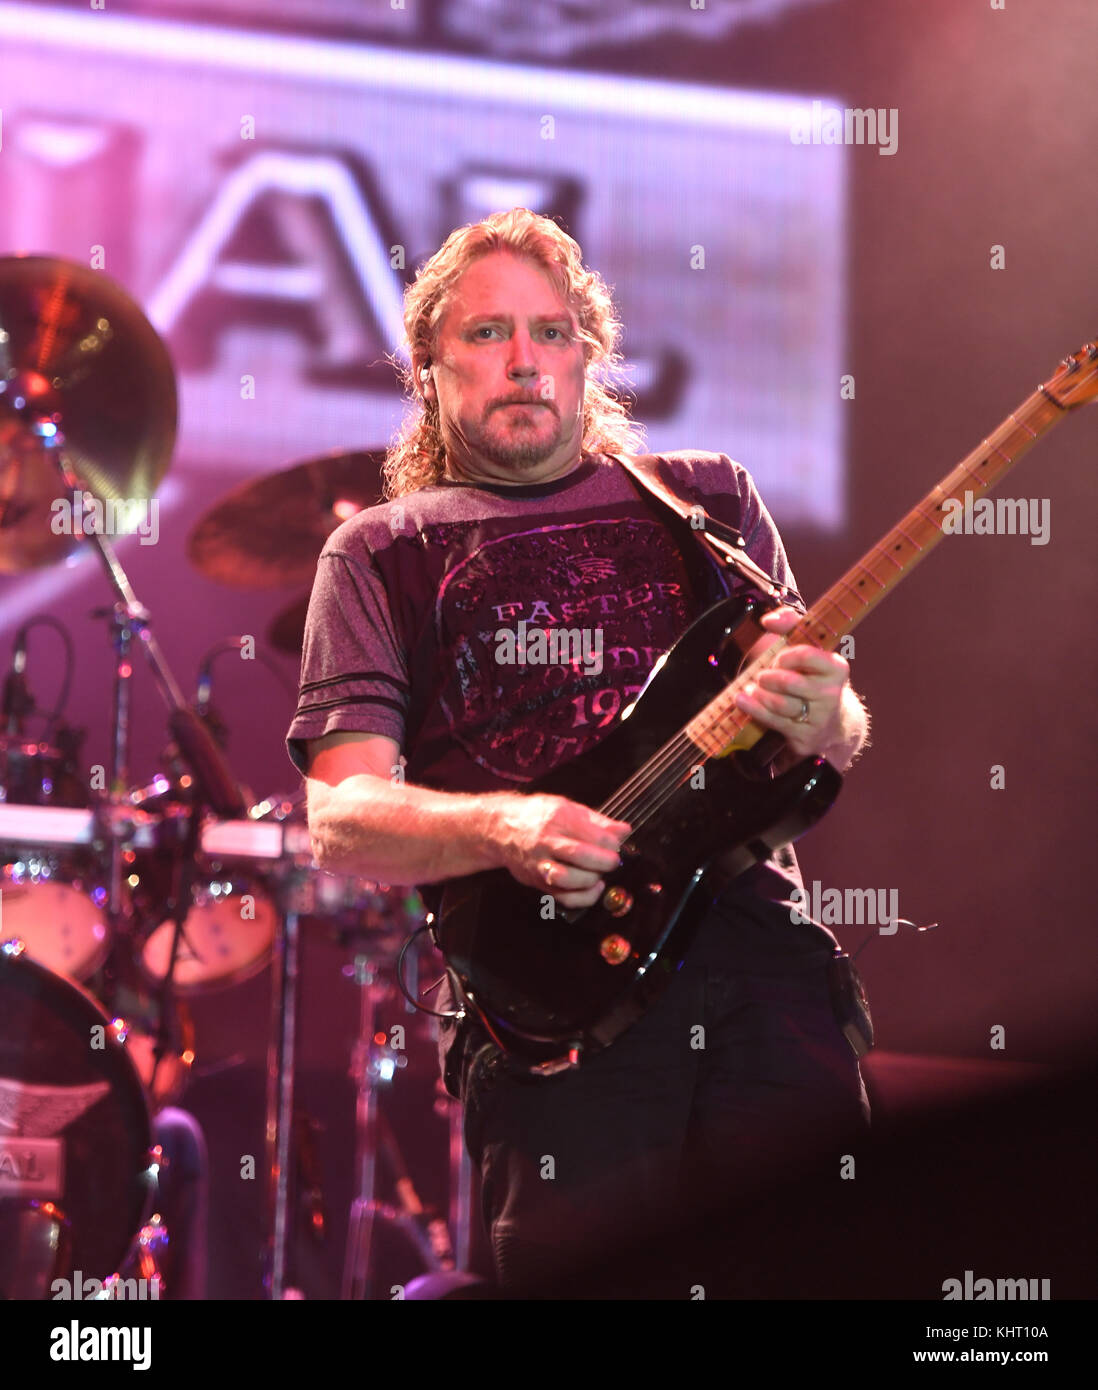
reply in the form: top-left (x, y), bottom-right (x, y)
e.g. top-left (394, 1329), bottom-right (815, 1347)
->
top-left (456, 952), bottom-right (870, 1295)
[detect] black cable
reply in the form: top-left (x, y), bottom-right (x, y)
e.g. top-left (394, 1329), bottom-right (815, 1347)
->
top-left (851, 917), bottom-right (939, 960)
top-left (395, 924), bottom-right (464, 1021)
top-left (197, 637), bottom-right (298, 703)
top-left (8, 615), bottom-right (76, 733)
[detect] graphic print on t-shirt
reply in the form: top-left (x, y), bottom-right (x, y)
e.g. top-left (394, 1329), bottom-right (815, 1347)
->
top-left (432, 516), bottom-right (695, 783)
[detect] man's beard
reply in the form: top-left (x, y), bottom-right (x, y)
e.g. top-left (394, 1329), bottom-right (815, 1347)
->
top-left (461, 405), bottom-right (563, 471)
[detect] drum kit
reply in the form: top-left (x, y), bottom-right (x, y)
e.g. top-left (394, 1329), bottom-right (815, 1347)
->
top-left (0, 255), bottom-right (464, 1300)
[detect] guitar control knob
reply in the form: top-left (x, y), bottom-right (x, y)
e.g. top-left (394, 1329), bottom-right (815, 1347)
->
top-left (600, 933), bottom-right (631, 965)
top-left (602, 885), bottom-right (633, 917)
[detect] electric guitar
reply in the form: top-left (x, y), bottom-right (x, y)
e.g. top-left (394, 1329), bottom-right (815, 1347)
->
top-left (435, 341), bottom-right (1098, 1068)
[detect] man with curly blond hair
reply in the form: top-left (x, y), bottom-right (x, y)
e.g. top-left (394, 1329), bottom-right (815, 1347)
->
top-left (287, 208), bottom-right (870, 1296)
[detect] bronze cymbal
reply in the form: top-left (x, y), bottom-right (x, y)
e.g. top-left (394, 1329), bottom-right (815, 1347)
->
top-left (268, 593), bottom-right (310, 654)
top-left (186, 449), bottom-right (384, 588)
top-left (0, 256), bottom-right (177, 572)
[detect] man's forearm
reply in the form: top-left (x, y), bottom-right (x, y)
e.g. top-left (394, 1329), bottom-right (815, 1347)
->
top-left (307, 774), bottom-right (503, 884)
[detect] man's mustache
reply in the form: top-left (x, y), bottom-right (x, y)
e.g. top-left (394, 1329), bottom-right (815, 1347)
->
top-left (493, 396), bottom-right (555, 412)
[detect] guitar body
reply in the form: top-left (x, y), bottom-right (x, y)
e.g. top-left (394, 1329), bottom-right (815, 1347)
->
top-left (436, 594), bottom-right (843, 1065)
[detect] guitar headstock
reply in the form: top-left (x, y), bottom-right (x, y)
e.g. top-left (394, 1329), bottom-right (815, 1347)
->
top-left (1041, 341), bottom-right (1098, 410)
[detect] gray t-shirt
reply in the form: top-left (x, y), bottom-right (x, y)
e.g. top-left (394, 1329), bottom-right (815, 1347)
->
top-left (286, 450), bottom-right (839, 968)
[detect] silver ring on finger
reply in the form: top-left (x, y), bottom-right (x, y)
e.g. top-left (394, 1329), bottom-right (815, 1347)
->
top-left (795, 698), bottom-right (811, 723)
top-left (539, 859), bottom-right (556, 887)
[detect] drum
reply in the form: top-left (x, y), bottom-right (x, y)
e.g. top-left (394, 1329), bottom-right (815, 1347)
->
top-left (301, 872), bottom-right (425, 962)
top-left (0, 851), bottom-right (110, 981)
top-left (0, 734), bottom-right (87, 808)
top-left (122, 1009), bottom-right (196, 1110)
top-left (0, 942), bottom-right (156, 1298)
top-left (307, 872), bottom-right (417, 928)
top-left (0, 739), bottom-right (109, 982)
top-left (135, 858), bottom-right (277, 994)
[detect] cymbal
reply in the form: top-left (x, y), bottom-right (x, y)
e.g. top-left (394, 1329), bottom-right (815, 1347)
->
top-left (269, 592), bottom-right (309, 654)
top-left (0, 256), bottom-right (177, 572)
top-left (186, 449), bottom-right (384, 588)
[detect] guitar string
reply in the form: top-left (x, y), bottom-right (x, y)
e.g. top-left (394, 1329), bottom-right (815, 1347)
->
top-left (598, 711), bottom-right (739, 826)
top-left (597, 640), bottom-right (792, 826)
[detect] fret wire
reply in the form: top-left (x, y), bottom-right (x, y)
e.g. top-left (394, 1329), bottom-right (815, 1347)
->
top-left (824, 593), bottom-right (854, 623)
top-left (807, 614), bottom-right (840, 640)
top-left (872, 544), bottom-right (905, 573)
top-left (910, 500), bottom-right (946, 531)
top-left (852, 560), bottom-right (888, 591)
top-left (892, 524), bottom-right (923, 552)
top-left (833, 574), bottom-right (873, 610)
top-left (959, 446), bottom-right (1010, 483)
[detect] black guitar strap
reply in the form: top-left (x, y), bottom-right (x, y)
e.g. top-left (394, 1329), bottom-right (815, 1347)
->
top-left (611, 451), bottom-right (797, 780)
top-left (611, 452), bottom-right (799, 608)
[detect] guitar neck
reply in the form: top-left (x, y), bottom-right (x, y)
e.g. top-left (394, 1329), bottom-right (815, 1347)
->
top-left (687, 347), bottom-right (1095, 763)
top-left (794, 386), bottom-right (1064, 654)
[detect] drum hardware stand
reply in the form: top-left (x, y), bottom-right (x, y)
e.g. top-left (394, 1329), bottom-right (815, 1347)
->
top-left (376, 1106), bottom-right (456, 1275)
top-left (341, 951), bottom-right (394, 1300)
top-left (100, 1212), bottom-right (169, 1300)
top-left (88, 589), bottom-right (218, 1104)
top-left (87, 607), bottom-right (140, 1025)
top-left (263, 862), bottom-right (306, 1300)
top-left (340, 938), bottom-right (455, 1299)
top-left (149, 802), bottom-right (203, 1099)
top-left (295, 1109), bottom-right (327, 1244)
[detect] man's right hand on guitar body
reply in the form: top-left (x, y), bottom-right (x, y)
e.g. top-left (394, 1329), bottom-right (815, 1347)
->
top-left (305, 730), bottom-right (630, 909)
top-left (478, 792), bottom-right (630, 909)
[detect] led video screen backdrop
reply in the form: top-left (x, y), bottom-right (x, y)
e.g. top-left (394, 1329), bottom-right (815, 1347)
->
top-left (0, 1), bottom-right (845, 604)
